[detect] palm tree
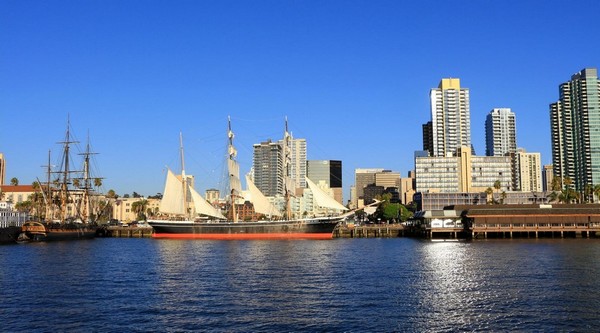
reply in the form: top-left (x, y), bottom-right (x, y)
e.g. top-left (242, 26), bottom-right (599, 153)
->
top-left (493, 180), bottom-right (502, 204)
top-left (10, 177), bottom-right (19, 186)
top-left (131, 199), bottom-right (149, 221)
top-left (547, 191), bottom-right (559, 203)
top-left (107, 189), bottom-right (117, 199)
top-left (551, 176), bottom-right (563, 192)
top-left (559, 177), bottom-right (578, 204)
top-left (485, 187), bottom-right (494, 204)
top-left (94, 178), bottom-right (102, 189)
top-left (593, 185), bottom-right (600, 203)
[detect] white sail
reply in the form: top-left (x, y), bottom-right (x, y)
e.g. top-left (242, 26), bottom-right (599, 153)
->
top-left (228, 159), bottom-right (243, 196)
top-left (159, 168), bottom-right (186, 215)
top-left (306, 177), bottom-right (348, 211)
top-left (245, 174), bottom-right (282, 217)
top-left (190, 186), bottom-right (226, 219)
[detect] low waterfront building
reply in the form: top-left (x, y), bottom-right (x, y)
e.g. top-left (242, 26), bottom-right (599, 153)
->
top-left (112, 197), bottom-right (160, 222)
top-left (0, 185), bottom-right (36, 204)
top-left (414, 191), bottom-right (548, 211)
top-left (0, 202), bottom-right (28, 228)
top-left (415, 146), bottom-right (512, 193)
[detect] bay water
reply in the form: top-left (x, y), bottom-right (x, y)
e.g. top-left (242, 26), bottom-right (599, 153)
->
top-left (2, 238), bottom-right (600, 332)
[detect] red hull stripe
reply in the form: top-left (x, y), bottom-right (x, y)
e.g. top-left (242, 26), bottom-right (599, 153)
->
top-left (152, 233), bottom-right (333, 240)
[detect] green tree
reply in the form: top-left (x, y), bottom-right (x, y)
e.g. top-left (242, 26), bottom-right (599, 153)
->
top-left (10, 177), bottom-right (19, 186)
top-left (15, 200), bottom-right (32, 213)
top-left (551, 176), bottom-right (562, 192)
top-left (107, 189), bottom-right (117, 199)
top-left (131, 199), bottom-right (149, 221)
top-left (493, 180), bottom-right (501, 201)
top-left (594, 185), bottom-right (600, 203)
top-left (584, 184), bottom-right (594, 203)
top-left (382, 203), bottom-right (400, 222)
top-left (485, 187), bottom-right (494, 204)
top-left (559, 177), bottom-right (578, 203)
top-left (94, 178), bottom-right (102, 188)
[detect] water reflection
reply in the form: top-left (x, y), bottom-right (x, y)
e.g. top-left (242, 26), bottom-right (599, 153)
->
top-left (3, 238), bottom-right (600, 331)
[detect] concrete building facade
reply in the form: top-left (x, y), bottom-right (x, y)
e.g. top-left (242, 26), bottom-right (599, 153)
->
top-left (429, 78), bottom-right (471, 157)
top-left (511, 150), bottom-right (542, 192)
top-left (416, 146), bottom-right (512, 193)
top-left (485, 108), bottom-right (517, 157)
top-left (307, 160), bottom-right (343, 204)
top-left (542, 164), bottom-right (554, 192)
top-left (354, 168), bottom-right (384, 207)
top-left (253, 140), bottom-right (284, 197)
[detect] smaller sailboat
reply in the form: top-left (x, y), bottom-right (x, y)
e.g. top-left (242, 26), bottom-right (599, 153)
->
top-left (148, 117), bottom-right (351, 240)
top-left (18, 118), bottom-right (99, 242)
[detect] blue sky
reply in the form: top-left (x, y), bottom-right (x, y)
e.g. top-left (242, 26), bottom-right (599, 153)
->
top-left (2, 0), bottom-right (599, 201)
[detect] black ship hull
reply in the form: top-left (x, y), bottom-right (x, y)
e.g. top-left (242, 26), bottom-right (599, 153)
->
top-left (0, 226), bottom-right (21, 245)
top-left (148, 217), bottom-right (341, 240)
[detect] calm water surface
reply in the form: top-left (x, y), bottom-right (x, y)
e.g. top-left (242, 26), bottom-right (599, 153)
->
top-left (2, 238), bottom-right (600, 332)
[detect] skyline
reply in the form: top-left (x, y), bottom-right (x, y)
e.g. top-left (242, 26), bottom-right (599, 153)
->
top-left (2, 1), bottom-right (600, 200)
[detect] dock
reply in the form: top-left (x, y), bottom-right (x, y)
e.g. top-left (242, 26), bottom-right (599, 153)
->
top-left (101, 226), bottom-right (153, 238)
top-left (334, 224), bottom-right (406, 238)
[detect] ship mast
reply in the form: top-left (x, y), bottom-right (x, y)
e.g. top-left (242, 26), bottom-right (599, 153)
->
top-left (42, 150), bottom-right (54, 221)
top-left (228, 116), bottom-right (238, 223)
top-left (283, 117), bottom-right (293, 220)
top-left (57, 117), bottom-right (79, 223)
top-left (78, 132), bottom-right (98, 223)
top-left (179, 132), bottom-right (190, 219)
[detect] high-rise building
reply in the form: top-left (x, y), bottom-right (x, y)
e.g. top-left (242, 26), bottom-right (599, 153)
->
top-left (399, 174), bottom-right (416, 205)
top-left (429, 78), bottom-right (471, 157)
top-left (253, 140), bottom-right (283, 197)
top-left (485, 108), bottom-right (517, 156)
top-left (354, 168), bottom-right (384, 208)
top-left (422, 121), bottom-right (433, 156)
top-left (307, 160), bottom-right (343, 204)
top-left (511, 149), bottom-right (542, 192)
top-left (550, 68), bottom-right (600, 191)
top-left (287, 138), bottom-right (307, 190)
top-left (542, 164), bottom-right (554, 192)
top-left (375, 171), bottom-right (400, 189)
top-left (0, 153), bottom-right (5, 186)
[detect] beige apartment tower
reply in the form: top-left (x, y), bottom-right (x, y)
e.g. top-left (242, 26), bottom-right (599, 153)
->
top-left (429, 78), bottom-right (471, 157)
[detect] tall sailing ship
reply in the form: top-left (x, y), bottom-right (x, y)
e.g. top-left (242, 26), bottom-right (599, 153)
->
top-left (148, 118), bottom-right (352, 240)
top-left (18, 119), bottom-right (101, 242)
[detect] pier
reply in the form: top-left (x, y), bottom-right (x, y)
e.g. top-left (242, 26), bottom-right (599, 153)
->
top-left (334, 224), bottom-right (406, 238)
top-left (102, 226), bottom-right (153, 238)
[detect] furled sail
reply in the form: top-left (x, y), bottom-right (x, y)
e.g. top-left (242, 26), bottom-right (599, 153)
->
top-left (306, 177), bottom-right (348, 211)
top-left (228, 118), bottom-right (243, 198)
top-left (190, 186), bottom-right (226, 219)
top-left (228, 159), bottom-right (242, 196)
top-left (159, 168), bottom-right (186, 215)
top-left (245, 174), bottom-right (282, 217)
